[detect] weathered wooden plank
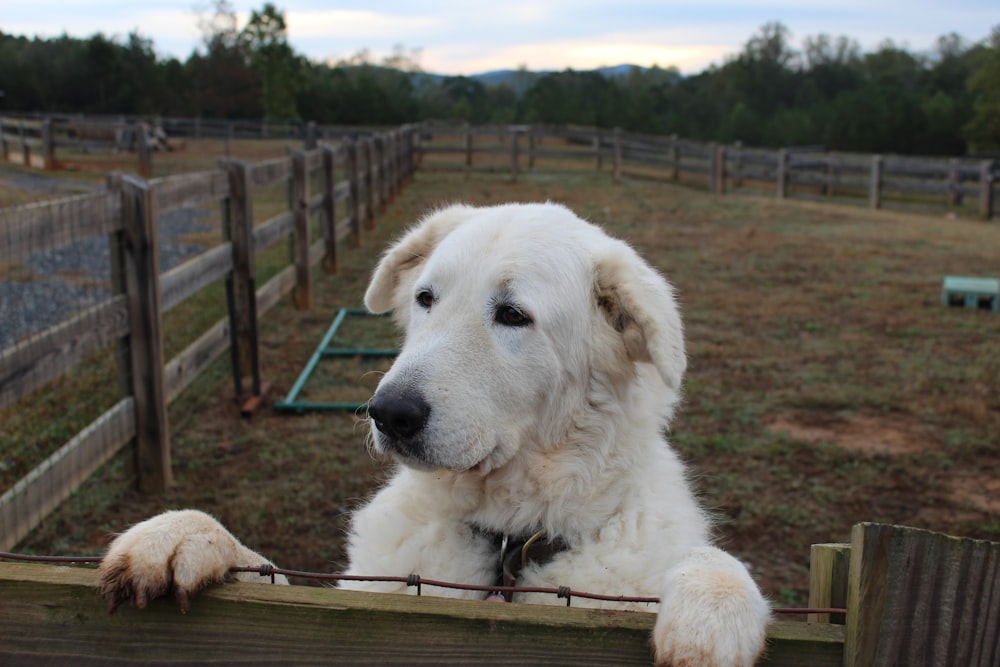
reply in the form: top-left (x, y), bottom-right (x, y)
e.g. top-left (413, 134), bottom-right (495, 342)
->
top-left (335, 218), bottom-right (355, 242)
top-left (809, 543), bottom-right (851, 625)
top-left (248, 157), bottom-right (291, 186)
top-left (0, 191), bottom-right (121, 264)
top-left (0, 296), bottom-right (130, 411)
top-left (844, 522), bottom-right (1000, 667)
top-left (251, 210), bottom-right (294, 252)
top-left (303, 147), bottom-right (324, 171)
top-left (321, 145), bottom-right (338, 274)
top-left (291, 150), bottom-right (311, 310)
top-left (164, 318), bottom-right (230, 403)
top-left (160, 243), bottom-right (232, 313)
top-left (121, 175), bottom-right (171, 493)
top-left (0, 562), bottom-right (840, 666)
top-left (255, 263), bottom-right (296, 315)
top-left (152, 170), bottom-right (230, 213)
top-left (0, 399), bottom-right (134, 550)
top-left (222, 160), bottom-right (259, 398)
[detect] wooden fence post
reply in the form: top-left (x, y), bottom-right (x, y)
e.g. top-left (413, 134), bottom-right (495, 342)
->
top-left (304, 121), bottom-right (317, 150)
top-left (41, 119), bottom-right (55, 170)
top-left (19, 119), bottom-right (29, 166)
top-left (869, 156), bottom-right (883, 210)
top-left (464, 123), bottom-right (473, 170)
top-left (808, 543), bottom-right (850, 625)
top-left (776, 149), bottom-right (789, 199)
top-left (669, 134), bottom-right (679, 181)
top-left (321, 144), bottom-right (338, 274)
top-left (594, 128), bottom-right (603, 171)
top-left (979, 160), bottom-right (995, 220)
top-left (528, 128), bottom-right (536, 169)
top-left (731, 141), bottom-right (743, 188)
top-left (120, 175), bottom-right (171, 493)
top-left (106, 172), bottom-right (130, 400)
top-left (136, 123), bottom-right (153, 178)
top-left (947, 158), bottom-right (962, 208)
top-left (385, 132), bottom-right (394, 205)
top-left (510, 127), bottom-right (520, 182)
top-left (347, 139), bottom-right (362, 247)
top-left (613, 127), bottom-right (622, 184)
top-left (377, 134), bottom-right (387, 205)
top-left (364, 138), bottom-right (375, 230)
top-left (291, 150), bottom-right (311, 310)
top-left (711, 144), bottom-right (725, 195)
top-left (843, 522), bottom-right (1000, 667)
top-left (221, 160), bottom-right (261, 400)
top-left (824, 153), bottom-right (836, 197)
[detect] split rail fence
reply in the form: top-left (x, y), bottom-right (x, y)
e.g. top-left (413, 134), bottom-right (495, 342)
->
top-left (0, 125), bottom-right (417, 551)
top-left (417, 123), bottom-right (998, 219)
top-left (1, 521), bottom-right (998, 665)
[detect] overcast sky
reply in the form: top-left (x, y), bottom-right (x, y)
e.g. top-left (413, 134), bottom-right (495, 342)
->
top-left (4, 1), bottom-right (997, 75)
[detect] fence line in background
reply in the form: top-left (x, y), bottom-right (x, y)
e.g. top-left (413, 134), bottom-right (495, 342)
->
top-left (416, 122), bottom-right (997, 219)
top-left (0, 125), bottom-right (417, 550)
top-left (3, 114), bottom-right (994, 218)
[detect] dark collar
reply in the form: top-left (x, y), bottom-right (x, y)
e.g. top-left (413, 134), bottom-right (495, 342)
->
top-left (472, 525), bottom-right (569, 602)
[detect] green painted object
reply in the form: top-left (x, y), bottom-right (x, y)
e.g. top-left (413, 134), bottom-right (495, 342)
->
top-left (274, 308), bottom-right (398, 413)
top-left (941, 276), bottom-right (999, 312)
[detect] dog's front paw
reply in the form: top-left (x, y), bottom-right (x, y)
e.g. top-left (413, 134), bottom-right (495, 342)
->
top-left (99, 510), bottom-right (259, 613)
top-left (653, 547), bottom-right (770, 667)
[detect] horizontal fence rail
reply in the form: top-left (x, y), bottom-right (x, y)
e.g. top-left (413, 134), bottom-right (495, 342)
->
top-left (1, 522), bottom-right (996, 665)
top-left (0, 124), bottom-right (417, 550)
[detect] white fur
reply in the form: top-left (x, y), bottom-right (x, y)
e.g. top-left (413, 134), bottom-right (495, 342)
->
top-left (99, 203), bottom-right (770, 666)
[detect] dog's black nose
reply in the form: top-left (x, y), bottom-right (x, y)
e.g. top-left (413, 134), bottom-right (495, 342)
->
top-left (368, 389), bottom-right (431, 441)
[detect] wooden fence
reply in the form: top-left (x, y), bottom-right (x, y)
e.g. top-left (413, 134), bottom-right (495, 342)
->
top-left (417, 123), bottom-right (998, 219)
top-left (1, 521), bottom-right (997, 665)
top-left (0, 125), bottom-right (417, 551)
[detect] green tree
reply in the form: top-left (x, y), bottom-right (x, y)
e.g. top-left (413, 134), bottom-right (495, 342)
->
top-left (241, 3), bottom-right (303, 119)
top-left (964, 26), bottom-right (1000, 152)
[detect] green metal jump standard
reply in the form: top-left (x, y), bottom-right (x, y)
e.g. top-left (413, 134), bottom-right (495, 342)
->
top-left (274, 308), bottom-right (398, 413)
top-left (941, 276), bottom-right (999, 312)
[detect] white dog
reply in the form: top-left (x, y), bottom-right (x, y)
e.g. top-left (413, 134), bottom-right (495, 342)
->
top-left (100, 203), bottom-right (770, 666)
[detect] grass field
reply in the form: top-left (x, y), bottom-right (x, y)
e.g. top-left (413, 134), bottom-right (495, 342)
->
top-left (6, 158), bottom-right (1000, 609)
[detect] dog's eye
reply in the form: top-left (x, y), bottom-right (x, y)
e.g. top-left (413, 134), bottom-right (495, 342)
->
top-left (415, 290), bottom-right (434, 309)
top-left (495, 305), bottom-right (532, 327)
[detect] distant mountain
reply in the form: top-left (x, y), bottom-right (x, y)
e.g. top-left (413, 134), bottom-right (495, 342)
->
top-left (471, 64), bottom-right (646, 88)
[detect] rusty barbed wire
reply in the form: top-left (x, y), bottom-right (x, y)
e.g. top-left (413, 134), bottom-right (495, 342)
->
top-left (0, 551), bottom-right (846, 615)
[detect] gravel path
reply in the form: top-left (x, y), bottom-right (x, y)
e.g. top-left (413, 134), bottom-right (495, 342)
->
top-left (1, 172), bottom-right (217, 348)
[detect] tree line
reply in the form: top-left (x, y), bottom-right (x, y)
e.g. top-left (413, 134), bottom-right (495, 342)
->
top-left (1, 2), bottom-right (998, 155)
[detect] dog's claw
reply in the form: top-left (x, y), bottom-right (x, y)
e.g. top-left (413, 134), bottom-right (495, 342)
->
top-left (174, 588), bottom-right (190, 614)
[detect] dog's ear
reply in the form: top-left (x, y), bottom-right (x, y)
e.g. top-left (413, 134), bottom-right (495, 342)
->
top-left (595, 240), bottom-right (686, 390)
top-left (365, 204), bottom-right (474, 314)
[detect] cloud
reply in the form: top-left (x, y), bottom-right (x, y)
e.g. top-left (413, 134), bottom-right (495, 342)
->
top-left (286, 9), bottom-right (439, 39)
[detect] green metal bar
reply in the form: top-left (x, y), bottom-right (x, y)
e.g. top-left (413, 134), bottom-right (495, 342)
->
top-left (274, 308), bottom-right (400, 413)
top-left (279, 308), bottom-right (350, 405)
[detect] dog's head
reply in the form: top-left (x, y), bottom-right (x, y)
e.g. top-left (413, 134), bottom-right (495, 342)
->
top-left (364, 203), bottom-right (686, 473)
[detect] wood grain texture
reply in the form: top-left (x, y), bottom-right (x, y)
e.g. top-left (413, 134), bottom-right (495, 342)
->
top-left (0, 296), bottom-right (129, 410)
top-left (0, 562), bottom-right (841, 666)
top-left (845, 522), bottom-right (1000, 667)
top-left (0, 399), bottom-right (134, 550)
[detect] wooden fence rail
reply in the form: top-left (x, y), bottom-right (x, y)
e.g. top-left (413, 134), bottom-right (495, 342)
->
top-left (0, 522), bottom-right (996, 665)
top-left (0, 125), bottom-right (417, 550)
top-left (417, 123), bottom-right (998, 219)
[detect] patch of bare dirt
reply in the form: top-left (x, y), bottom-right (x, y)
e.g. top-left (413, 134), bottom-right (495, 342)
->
top-left (947, 475), bottom-right (1000, 515)
top-left (764, 413), bottom-right (936, 456)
